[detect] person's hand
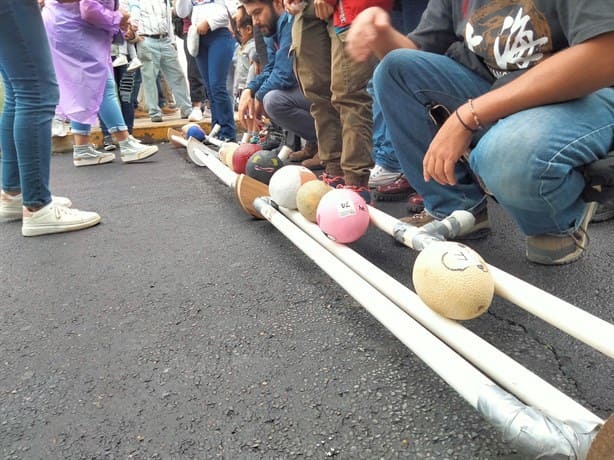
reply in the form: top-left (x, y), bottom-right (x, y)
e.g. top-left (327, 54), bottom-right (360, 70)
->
top-left (197, 19), bottom-right (210, 35)
top-left (119, 8), bottom-right (130, 31)
top-left (238, 88), bottom-right (255, 130)
top-left (285, 0), bottom-right (306, 15)
top-left (346, 7), bottom-right (390, 62)
top-left (422, 108), bottom-right (474, 186)
top-left (253, 98), bottom-right (265, 124)
top-left (314, 0), bottom-right (334, 20)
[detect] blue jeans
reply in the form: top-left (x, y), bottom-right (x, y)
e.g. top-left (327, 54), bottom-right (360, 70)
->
top-left (0, 0), bottom-right (58, 208)
top-left (368, 79), bottom-right (401, 172)
top-left (373, 49), bottom-right (614, 236)
top-left (101, 62), bottom-right (136, 136)
top-left (71, 73), bottom-right (127, 135)
top-left (194, 28), bottom-right (236, 141)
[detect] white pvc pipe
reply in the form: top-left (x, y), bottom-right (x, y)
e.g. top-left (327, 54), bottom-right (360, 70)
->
top-left (180, 138), bottom-right (610, 414)
top-left (186, 138), bottom-right (236, 188)
top-left (254, 198), bottom-right (497, 410)
top-left (278, 206), bottom-right (602, 425)
top-left (368, 206), bottom-right (614, 359)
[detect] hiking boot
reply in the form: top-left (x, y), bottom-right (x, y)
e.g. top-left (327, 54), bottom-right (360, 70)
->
top-left (162, 105), bottom-right (178, 115)
top-left (1, 191), bottom-right (72, 221)
top-left (22, 202), bottom-right (101, 237)
top-left (289, 142), bottom-right (317, 162)
top-left (301, 153), bottom-right (324, 170)
top-left (344, 185), bottom-right (373, 206)
top-left (401, 208), bottom-right (491, 240)
top-left (134, 109), bottom-right (149, 119)
top-left (368, 164), bottom-right (402, 188)
top-left (321, 172), bottom-right (345, 188)
top-left (73, 145), bottom-right (115, 167)
top-left (374, 176), bottom-right (414, 201)
top-left (119, 138), bottom-right (159, 163)
top-left (591, 202), bottom-right (614, 223)
top-left (103, 135), bottom-right (118, 152)
top-left (526, 203), bottom-right (596, 265)
top-left (406, 192), bottom-right (425, 213)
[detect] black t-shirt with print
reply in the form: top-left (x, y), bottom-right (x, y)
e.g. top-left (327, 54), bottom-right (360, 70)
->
top-left (408, 0), bottom-right (614, 82)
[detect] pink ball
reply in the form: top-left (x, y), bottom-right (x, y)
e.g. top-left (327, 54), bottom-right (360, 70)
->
top-left (316, 188), bottom-right (370, 243)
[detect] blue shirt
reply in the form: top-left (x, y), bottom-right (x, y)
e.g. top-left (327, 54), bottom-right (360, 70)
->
top-left (247, 12), bottom-right (297, 101)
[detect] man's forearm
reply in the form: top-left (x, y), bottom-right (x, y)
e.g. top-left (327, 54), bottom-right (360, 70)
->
top-left (371, 27), bottom-right (418, 60)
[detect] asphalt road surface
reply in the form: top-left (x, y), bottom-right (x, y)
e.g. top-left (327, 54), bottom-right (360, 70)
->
top-left (1, 143), bottom-right (612, 459)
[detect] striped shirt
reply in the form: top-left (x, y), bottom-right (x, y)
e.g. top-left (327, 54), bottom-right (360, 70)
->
top-left (130, 0), bottom-right (173, 37)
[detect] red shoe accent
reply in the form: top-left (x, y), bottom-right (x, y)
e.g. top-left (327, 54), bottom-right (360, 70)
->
top-left (406, 192), bottom-right (424, 213)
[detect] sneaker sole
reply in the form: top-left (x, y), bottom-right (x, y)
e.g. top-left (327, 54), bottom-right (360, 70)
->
top-left (373, 191), bottom-right (411, 202)
top-left (22, 215), bottom-right (102, 237)
top-left (0, 210), bottom-right (23, 222)
top-left (73, 154), bottom-right (115, 167)
top-left (121, 145), bottom-right (159, 163)
top-left (368, 175), bottom-right (403, 189)
top-left (591, 208), bottom-right (614, 223)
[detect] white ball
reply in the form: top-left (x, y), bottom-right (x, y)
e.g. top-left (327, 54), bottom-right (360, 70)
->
top-left (412, 241), bottom-right (494, 320)
top-left (268, 165), bottom-right (318, 209)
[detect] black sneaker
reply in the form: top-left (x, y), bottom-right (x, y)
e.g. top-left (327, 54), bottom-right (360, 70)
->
top-left (591, 202), bottom-right (614, 223)
top-left (103, 135), bottom-right (117, 152)
top-left (260, 125), bottom-right (285, 151)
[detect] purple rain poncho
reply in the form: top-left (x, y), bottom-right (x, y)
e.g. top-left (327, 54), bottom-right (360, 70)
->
top-left (43, 0), bottom-right (122, 125)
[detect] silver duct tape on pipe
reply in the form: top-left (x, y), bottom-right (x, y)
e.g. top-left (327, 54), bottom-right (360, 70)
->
top-left (478, 384), bottom-right (599, 459)
top-left (388, 209), bottom-right (476, 251)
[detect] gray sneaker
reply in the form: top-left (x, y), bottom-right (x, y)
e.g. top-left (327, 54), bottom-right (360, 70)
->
top-left (73, 145), bottom-right (115, 167)
top-left (526, 202), bottom-right (597, 265)
top-left (119, 138), bottom-right (159, 163)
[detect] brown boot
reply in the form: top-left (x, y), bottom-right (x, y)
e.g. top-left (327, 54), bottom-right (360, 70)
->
top-left (301, 152), bottom-right (324, 170)
top-left (289, 142), bottom-right (317, 162)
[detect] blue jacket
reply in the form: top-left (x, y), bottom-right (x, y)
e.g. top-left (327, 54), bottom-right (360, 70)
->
top-left (247, 12), bottom-right (297, 101)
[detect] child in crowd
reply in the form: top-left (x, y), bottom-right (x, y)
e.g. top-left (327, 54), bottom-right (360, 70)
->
top-left (231, 6), bottom-right (259, 141)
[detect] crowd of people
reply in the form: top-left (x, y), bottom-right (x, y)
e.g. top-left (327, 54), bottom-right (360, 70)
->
top-left (0, 0), bottom-right (612, 266)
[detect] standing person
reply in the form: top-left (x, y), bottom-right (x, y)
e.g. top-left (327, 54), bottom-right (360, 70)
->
top-left (0, 0), bottom-right (100, 236)
top-left (177, 16), bottom-right (208, 122)
top-left (347, 1), bottom-right (614, 264)
top-left (127, 0), bottom-right (193, 123)
top-left (175, 0), bottom-right (237, 142)
top-left (286, 0), bottom-right (393, 203)
top-left (43, 0), bottom-right (159, 166)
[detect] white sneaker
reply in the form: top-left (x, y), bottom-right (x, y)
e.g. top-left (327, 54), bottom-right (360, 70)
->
top-left (119, 138), bottom-right (159, 163)
top-left (22, 202), bottom-right (101, 237)
top-left (188, 107), bottom-right (203, 122)
top-left (368, 164), bottom-right (403, 188)
top-left (112, 54), bottom-right (129, 68)
top-left (187, 24), bottom-right (200, 57)
top-left (52, 118), bottom-right (70, 137)
top-left (127, 57), bottom-right (143, 72)
top-left (1, 191), bottom-right (73, 221)
top-left (73, 145), bottom-right (116, 167)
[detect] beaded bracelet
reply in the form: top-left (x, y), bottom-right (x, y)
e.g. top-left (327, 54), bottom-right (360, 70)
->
top-left (455, 109), bottom-right (477, 133)
top-left (468, 98), bottom-right (484, 130)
